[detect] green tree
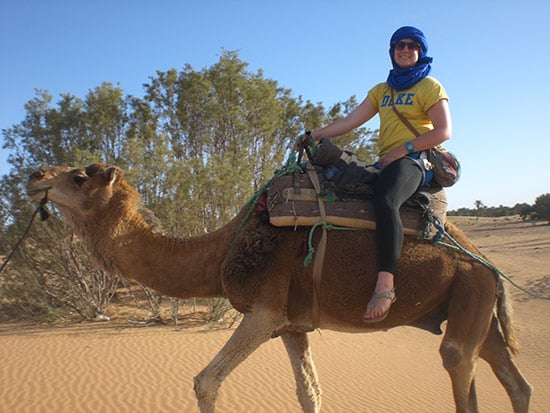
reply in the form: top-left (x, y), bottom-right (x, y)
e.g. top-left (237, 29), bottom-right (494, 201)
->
top-left (474, 200), bottom-right (486, 219)
top-left (514, 203), bottom-right (535, 221)
top-left (84, 82), bottom-right (129, 165)
top-left (533, 193), bottom-right (550, 223)
top-left (142, 50), bottom-right (309, 234)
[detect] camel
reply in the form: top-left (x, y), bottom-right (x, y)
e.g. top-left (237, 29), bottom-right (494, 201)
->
top-left (26, 163), bottom-right (532, 413)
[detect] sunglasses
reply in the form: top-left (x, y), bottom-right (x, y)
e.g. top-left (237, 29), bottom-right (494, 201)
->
top-left (395, 41), bottom-right (421, 51)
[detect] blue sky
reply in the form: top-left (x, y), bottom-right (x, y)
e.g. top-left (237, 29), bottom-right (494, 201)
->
top-left (1, 0), bottom-right (549, 210)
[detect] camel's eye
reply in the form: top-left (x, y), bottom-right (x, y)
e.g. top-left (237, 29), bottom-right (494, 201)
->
top-left (73, 175), bottom-right (87, 187)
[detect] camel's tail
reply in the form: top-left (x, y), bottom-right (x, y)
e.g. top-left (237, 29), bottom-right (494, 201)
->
top-left (496, 280), bottom-right (520, 355)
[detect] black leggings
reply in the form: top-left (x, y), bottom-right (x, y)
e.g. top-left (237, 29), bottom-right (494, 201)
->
top-left (374, 157), bottom-right (423, 274)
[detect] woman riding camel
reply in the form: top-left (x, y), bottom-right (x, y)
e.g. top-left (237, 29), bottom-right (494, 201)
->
top-left (310, 26), bottom-right (452, 322)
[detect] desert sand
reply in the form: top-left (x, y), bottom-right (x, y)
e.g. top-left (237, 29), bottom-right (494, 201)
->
top-left (1, 216), bottom-right (548, 412)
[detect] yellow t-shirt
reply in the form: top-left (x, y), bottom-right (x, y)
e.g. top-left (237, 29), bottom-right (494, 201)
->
top-left (367, 76), bottom-right (448, 156)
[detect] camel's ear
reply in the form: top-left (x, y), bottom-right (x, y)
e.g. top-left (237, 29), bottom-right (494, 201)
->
top-left (102, 166), bottom-right (122, 185)
top-left (85, 163), bottom-right (106, 177)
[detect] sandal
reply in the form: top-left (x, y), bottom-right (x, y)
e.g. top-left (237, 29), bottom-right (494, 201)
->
top-left (363, 288), bottom-right (397, 323)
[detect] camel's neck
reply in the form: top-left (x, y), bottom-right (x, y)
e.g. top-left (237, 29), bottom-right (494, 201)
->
top-left (71, 207), bottom-right (249, 299)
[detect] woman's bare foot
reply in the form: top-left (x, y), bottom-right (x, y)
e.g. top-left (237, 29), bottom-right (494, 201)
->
top-left (363, 271), bottom-right (396, 323)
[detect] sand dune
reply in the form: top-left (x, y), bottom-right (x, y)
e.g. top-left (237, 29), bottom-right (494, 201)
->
top-left (1, 216), bottom-right (548, 412)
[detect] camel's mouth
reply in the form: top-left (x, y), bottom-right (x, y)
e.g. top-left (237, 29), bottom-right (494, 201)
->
top-left (25, 184), bottom-right (51, 221)
top-left (26, 186), bottom-right (51, 200)
top-left (26, 169), bottom-right (55, 200)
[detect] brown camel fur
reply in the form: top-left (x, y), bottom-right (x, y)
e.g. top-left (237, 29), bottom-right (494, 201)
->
top-left (26, 163), bottom-right (532, 413)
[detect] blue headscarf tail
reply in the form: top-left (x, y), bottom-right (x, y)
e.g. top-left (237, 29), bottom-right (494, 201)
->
top-left (387, 26), bottom-right (433, 90)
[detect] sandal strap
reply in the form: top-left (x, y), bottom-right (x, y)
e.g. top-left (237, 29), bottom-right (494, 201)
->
top-left (372, 288), bottom-right (396, 303)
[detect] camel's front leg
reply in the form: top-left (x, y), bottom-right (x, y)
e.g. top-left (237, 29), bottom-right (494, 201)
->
top-left (193, 310), bottom-right (287, 413)
top-left (281, 331), bottom-right (322, 413)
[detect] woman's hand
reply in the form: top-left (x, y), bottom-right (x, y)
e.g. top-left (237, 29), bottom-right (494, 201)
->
top-left (294, 131), bottom-right (314, 151)
top-left (378, 145), bottom-right (408, 168)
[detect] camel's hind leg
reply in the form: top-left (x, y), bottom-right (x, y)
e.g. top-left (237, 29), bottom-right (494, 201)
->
top-left (480, 316), bottom-right (532, 413)
top-left (193, 310), bottom-right (287, 413)
top-left (440, 265), bottom-right (496, 413)
top-left (281, 331), bottom-right (322, 413)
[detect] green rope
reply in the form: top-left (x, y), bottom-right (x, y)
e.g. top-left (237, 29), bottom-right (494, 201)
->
top-left (304, 221), bottom-right (359, 266)
top-left (235, 151), bottom-right (303, 239)
top-left (434, 227), bottom-right (550, 301)
top-left (224, 150), bottom-right (305, 300)
top-left (244, 152), bottom-right (302, 208)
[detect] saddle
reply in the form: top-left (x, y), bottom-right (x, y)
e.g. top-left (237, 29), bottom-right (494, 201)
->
top-left (266, 168), bottom-right (447, 238)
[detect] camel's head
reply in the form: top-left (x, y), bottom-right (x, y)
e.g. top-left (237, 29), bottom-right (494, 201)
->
top-left (26, 163), bottom-right (126, 218)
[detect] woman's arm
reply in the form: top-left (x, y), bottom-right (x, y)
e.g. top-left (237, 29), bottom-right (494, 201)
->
top-left (311, 95), bottom-right (378, 141)
top-left (378, 98), bottom-right (452, 168)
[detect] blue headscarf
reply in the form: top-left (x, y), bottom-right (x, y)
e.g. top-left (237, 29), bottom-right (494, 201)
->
top-left (386, 26), bottom-right (433, 90)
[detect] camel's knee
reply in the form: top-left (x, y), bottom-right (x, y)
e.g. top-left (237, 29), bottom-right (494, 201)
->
top-left (440, 339), bottom-right (463, 371)
top-left (511, 383), bottom-right (532, 413)
top-left (193, 370), bottom-right (220, 409)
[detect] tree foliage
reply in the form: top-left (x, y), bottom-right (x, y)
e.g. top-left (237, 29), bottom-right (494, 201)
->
top-left (533, 193), bottom-right (550, 223)
top-left (448, 199), bottom-right (548, 220)
top-left (1, 50), bottom-right (376, 321)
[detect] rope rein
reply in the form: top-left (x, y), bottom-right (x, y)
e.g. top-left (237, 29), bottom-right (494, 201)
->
top-left (0, 197), bottom-right (50, 275)
top-left (234, 151), bottom-right (303, 240)
top-left (427, 211), bottom-right (550, 300)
